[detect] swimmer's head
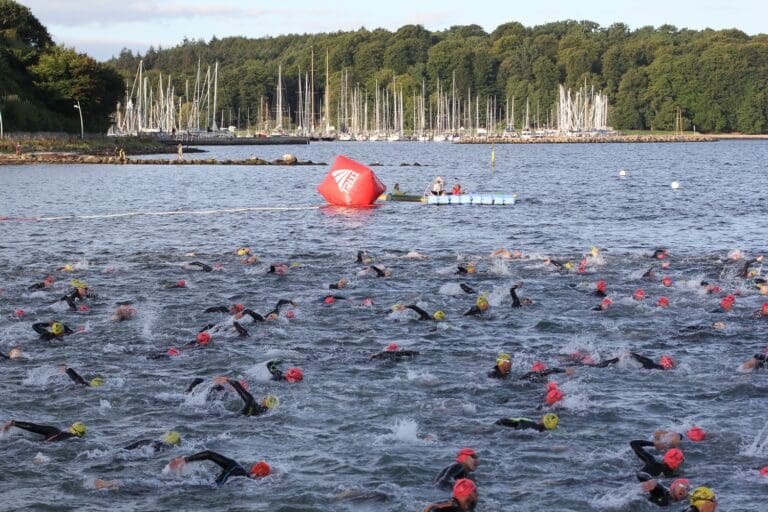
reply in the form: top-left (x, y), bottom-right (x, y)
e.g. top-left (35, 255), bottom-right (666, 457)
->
top-left (386, 342), bottom-right (400, 352)
top-left (69, 279), bottom-right (88, 290)
top-left (531, 361), bottom-right (547, 372)
top-left (452, 478), bottom-right (477, 503)
top-left (162, 431), bottom-right (181, 446)
top-left (262, 394), bottom-right (279, 410)
top-left (8, 347), bottom-right (22, 359)
top-left (476, 297), bottom-right (489, 311)
top-left (659, 355), bottom-right (675, 369)
top-left (236, 247), bottom-right (250, 257)
top-left (361, 297), bottom-right (374, 307)
top-left (669, 478), bottom-right (690, 500)
top-left (496, 353), bottom-right (512, 366)
top-left (563, 261), bottom-right (574, 270)
top-left (176, 279), bottom-right (186, 288)
top-left (249, 460), bottom-right (271, 478)
top-left (658, 296), bottom-right (670, 308)
top-left (51, 321), bottom-right (65, 336)
top-left (14, 309), bottom-right (25, 317)
top-left (591, 247), bottom-right (600, 257)
top-left (68, 422), bottom-right (87, 437)
top-left (196, 332), bottom-right (211, 345)
top-left (432, 310), bottom-right (445, 321)
top-left (542, 413), bottom-right (559, 430)
top-left (662, 276), bottom-right (673, 287)
top-left (686, 427), bottom-right (706, 442)
top-left (166, 347), bottom-right (180, 357)
top-left (89, 377), bottom-right (105, 387)
top-left (455, 448), bottom-right (479, 469)
top-left (712, 321), bottom-right (726, 330)
top-left (596, 280), bottom-right (606, 292)
top-left (633, 289), bottom-right (646, 300)
top-left (663, 448), bottom-right (684, 469)
top-left (546, 388), bottom-right (564, 405)
top-left (231, 304), bottom-right (244, 314)
top-left (761, 303), bottom-right (768, 316)
top-left (689, 487), bottom-right (716, 508)
top-left (285, 367), bottom-right (304, 383)
top-left (323, 296), bottom-right (335, 304)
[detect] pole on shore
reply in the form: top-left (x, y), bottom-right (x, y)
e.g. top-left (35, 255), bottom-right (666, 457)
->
top-left (74, 101), bottom-right (84, 139)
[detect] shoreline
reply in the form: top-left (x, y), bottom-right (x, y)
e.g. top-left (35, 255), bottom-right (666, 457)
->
top-left (0, 153), bottom-right (324, 166)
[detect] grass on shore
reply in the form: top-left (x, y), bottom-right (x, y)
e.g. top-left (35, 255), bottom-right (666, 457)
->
top-left (0, 136), bottom-right (176, 155)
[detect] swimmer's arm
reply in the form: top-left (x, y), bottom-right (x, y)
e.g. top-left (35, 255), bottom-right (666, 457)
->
top-left (185, 450), bottom-right (235, 469)
top-left (227, 379), bottom-right (256, 410)
top-left (31, 323), bottom-right (50, 335)
top-left (629, 353), bottom-right (661, 370)
top-left (371, 266), bottom-right (386, 277)
top-left (242, 309), bottom-right (265, 322)
top-left (233, 322), bottom-right (248, 337)
top-left (510, 287), bottom-right (522, 307)
top-left (629, 440), bottom-right (656, 464)
top-left (185, 378), bottom-right (206, 393)
top-left (190, 262), bottom-right (213, 272)
top-left (406, 304), bottom-right (432, 321)
top-left (9, 421), bottom-right (61, 438)
top-left (204, 306), bottom-right (229, 313)
top-left (65, 367), bottom-right (89, 386)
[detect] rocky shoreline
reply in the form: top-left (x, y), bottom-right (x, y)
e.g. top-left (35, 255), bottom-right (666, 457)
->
top-left (0, 153), bottom-right (324, 166)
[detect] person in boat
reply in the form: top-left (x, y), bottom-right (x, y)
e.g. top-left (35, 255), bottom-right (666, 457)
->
top-left (168, 451), bottom-right (271, 485)
top-left (370, 342), bottom-right (420, 361)
top-left (123, 431), bottom-right (181, 453)
top-left (212, 377), bottom-right (278, 417)
top-left (488, 353), bottom-right (512, 379)
top-left (630, 440), bottom-right (684, 479)
top-left (32, 320), bottom-right (73, 340)
top-left (2, 419), bottom-right (86, 441)
top-left (423, 479), bottom-right (478, 512)
top-left (434, 448), bottom-right (479, 490)
top-left (495, 413), bottom-right (559, 432)
top-left (392, 183), bottom-right (403, 195)
top-left (431, 177), bottom-right (446, 196)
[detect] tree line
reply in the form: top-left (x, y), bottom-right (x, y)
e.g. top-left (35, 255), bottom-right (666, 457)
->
top-left (0, 0), bottom-right (122, 133)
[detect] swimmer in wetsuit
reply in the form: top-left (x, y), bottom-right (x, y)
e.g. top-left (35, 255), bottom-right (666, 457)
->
top-left (2, 419), bottom-right (86, 441)
top-left (405, 304), bottom-right (443, 321)
top-left (738, 348), bottom-right (768, 370)
top-left (370, 343), bottom-right (420, 361)
top-left (456, 262), bottom-right (476, 275)
top-left (265, 360), bottom-right (304, 382)
top-left (495, 413), bottom-right (559, 432)
top-left (630, 440), bottom-right (684, 479)
top-left (123, 431), bottom-right (181, 453)
top-left (59, 279), bottom-right (97, 310)
top-left (464, 297), bottom-right (489, 317)
top-left (434, 448), bottom-right (479, 490)
top-left (184, 261), bottom-right (213, 272)
top-left (487, 353), bottom-right (512, 379)
top-left (739, 255), bottom-right (763, 278)
top-left (0, 347), bottom-right (23, 360)
top-left (510, 284), bottom-right (532, 307)
top-left (357, 250), bottom-right (374, 265)
top-left (594, 280), bottom-right (607, 297)
top-left (61, 366), bottom-right (105, 387)
top-left (28, 275), bottom-right (55, 290)
top-left (169, 451), bottom-right (271, 485)
top-left (652, 248), bottom-right (669, 260)
top-left (423, 478), bottom-right (477, 512)
top-left (640, 477), bottom-right (690, 507)
top-left (518, 362), bottom-right (574, 382)
top-left (683, 487), bottom-right (718, 512)
top-left (212, 377), bottom-right (278, 417)
top-left (32, 320), bottom-right (73, 340)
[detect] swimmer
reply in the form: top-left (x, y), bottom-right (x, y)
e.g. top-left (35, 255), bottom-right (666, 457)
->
top-left (434, 448), bottom-right (479, 490)
top-left (544, 258), bottom-right (573, 271)
top-left (460, 283), bottom-right (476, 294)
top-left (369, 342), bottom-right (420, 361)
top-left (490, 248), bottom-right (511, 259)
top-left (594, 280), bottom-right (607, 297)
top-left (169, 451), bottom-right (271, 485)
top-left (60, 279), bottom-right (96, 310)
top-left (519, 362), bottom-right (575, 382)
top-left (367, 264), bottom-right (391, 278)
top-left (642, 267), bottom-right (658, 281)
top-left (653, 427), bottom-right (706, 449)
top-left (599, 353), bottom-right (675, 370)
top-left (123, 431), bottom-right (181, 453)
top-left (402, 250), bottom-right (429, 260)
top-left (60, 366), bottom-right (105, 387)
top-left (322, 295), bottom-right (348, 305)
top-left (464, 297), bottom-right (489, 317)
top-left (111, 305), bottom-right (137, 321)
top-left (640, 477), bottom-right (690, 507)
top-left (685, 487), bottom-right (718, 512)
top-left (423, 478), bottom-right (477, 512)
top-left (738, 347), bottom-right (767, 370)
top-left (592, 298), bottom-right (612, 311)
top-left (487, 353), bottom-right (512, 379)
top-left (268, 263), bottom-right (289, 275)
top-left (28, 275), bottom-right (55, 290)
top-left (451, 183), bottom-right (462, 195)
top-left (495, 413), bottom-right (559, 432)
top-left (2, 419), bottom-right (86, 441)
top-left (32, 320), bottom-right (73, 340)
top-left (456, 262), bottom-right (476, 275)
top-left (167, 279), bottom-right (187, 289)
top-left (740, 255), bottom-right (763, 278)
top-left (510, 283), bottom-right (532, 307)
top-left (405, 304), bottom-right (444, 321)
top-left (357, 250), bottom-right (374, 265)
top-left (212, 377), bottom-right (278, 417)
top-left (700, 281), bottom-right (721, 294)
top-left (329, 278), bottom-right (348, 290)
top-left (265, 360), bottom-right (304, 382)
top-left (630, 440), bottom-right (684, 479)
top-left (0, 347), bottom-right (23, 360)
top-left (652, 248), bottom-right (669, 259)
top-left (204, 304), bottom-right (245, 315)
top-left (236, 247), bottom-right (251, 257)
top-left (183, 261), bottom-right (213, 272)
top-left (752, 303), bottom-right (768, 318)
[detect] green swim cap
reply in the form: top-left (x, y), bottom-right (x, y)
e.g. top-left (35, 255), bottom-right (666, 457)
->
top-left (162, 431), bottom-right (181, 446)
top-left (68, 422), bottom-right (87, 437)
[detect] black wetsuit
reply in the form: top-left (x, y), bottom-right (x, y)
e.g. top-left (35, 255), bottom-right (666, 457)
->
top-left (204, 306), bottom-right (231, 313)
top-left (741, 258), bottom-right (761, 278)
top-left (65, 367), bottom-right (90, 387)
top-left (630, 440), bottom-right (678, 479)
top-left (519, 367), bottom-right (567, 382)
top-left (189, 262), bottom-right (213, 272)
top-left (495, 417), bottom-right (545, 432)
top-left (751, 353), bottom-right (767, 369)
top-left (637, 473), bottom-right (674, 507)
top-left (434, 462), bottom-right (470, 490)
top-left (28, 281), bottom-right (49, 290)
top-left (60, 288), bottom-right (97, 310)
top-left (456, 265), bottom-right (472, 275)
top-left (185, 378), bottom-right (228, 398)
top-left (32, 322), bottom-right (73, 341)
top-left (9, 421), bottom-right (78, 442)
top-left (228, 379), bottom-right (268, 416)
top-left (463, 305), bottom-right (485, 317)
top-left (510, 286), bottom-right (523, 308)
top-left (460, 283), bottom-right (476, 294)
top-left (422, 498), bottom-right (471, 512)
top-left (593, 289), bottom-right (607, 298)
top-left (123, 439), bottom-right (174, 453)
top-left (642, 267), bottom-right (657, 281)
top-left (266, 360), bottom-right (287, 381)
top-left (487, 365), bottom-right (509, 379)
top-left (630, 353), bottom-right (665, 370)
top-left (184, 450), bottom-right (249, 485)
top-left (357, 251), bottom-right (372, 264)
top-left (370, 350), bottom-right (420, 361)
top-left (406, 304), bottom-right (433, 321)
top-left (370, 265), bottom-right (387, 277)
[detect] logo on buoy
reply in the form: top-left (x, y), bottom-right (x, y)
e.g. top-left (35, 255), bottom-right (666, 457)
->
top-left (332, 169), bottom-right (360, 194)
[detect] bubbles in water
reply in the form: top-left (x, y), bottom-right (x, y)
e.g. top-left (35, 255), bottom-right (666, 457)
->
top-left (22, 366), bottom-right (59, 386)
top-left (390, 418), bottom-right (420, 442)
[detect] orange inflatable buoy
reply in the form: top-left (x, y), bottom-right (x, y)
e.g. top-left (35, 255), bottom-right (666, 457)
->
top-left (317, 155), bottom-right (386, 207)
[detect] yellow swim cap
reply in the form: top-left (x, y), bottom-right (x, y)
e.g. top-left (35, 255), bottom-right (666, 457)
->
top-left (51, 322), bottom-right (65, 335)
top-left (433, 310), bottom-right (445, 321)
top-left (236, 247), bottom-right (249, 256)
top-left (591, 247), bottom-right (600, 257)
top-left (564, 261), bottom-right (574, 270)
top-left (263, 394), bottom-right (279, 409)
top-left (496, 353), bottom-right (512, 365)
top-left (542, 413), bottom-right (559, 430)
top-left (476, 297), bottom-right (489, 310)
top-left (162, 431), bottom-right (181, 446)
top-left (68, 422), bottom-right (87, 437)
top-left (689, 487), bottom-right (716, 507)
top-left (89, 377), bottom-right (105, 387)
top-left (63, 264), bottom-right (73, 271)
top-left (290, 262), bottom-right (301, 268)
top-left (69, 279), bottom-right (87, 289)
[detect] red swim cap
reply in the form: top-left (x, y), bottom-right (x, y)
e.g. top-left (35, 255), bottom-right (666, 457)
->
top-left (285, 367), bottom-right (304, 382)
top-left (196, 332), bottom-right (211, 345)
top-left (760, 466), bottom-right (768, 476)
top-left (596, 280), bottom-right (606, 292)
top-left (456, 448), bottom-right (477, 464)
top-left (78, 305), bottom-right (89, 312)
top-left (663, 448), bottom-right (684, 469)
top-left (658, 297), bottom-right (670, 307)
top-left (285, 310), bottom-right (296, 319)
top-left (687, 426), bottom-right (706, 442)
top-left (761, 303), bottom-right (768, 315)
top-left (386, 342), bottom-right (400, 352)
top-left (546, 381), bottom-right (559, 392)
top-left (250, 460), bottom-right (271, 478)
top-left (166, 347), bottom-right (180, 357)
top-left (531, 361), bottom-right (547, 372)
top-left (361, 297), bottom-right (374, 306)
top-left (662, 276), bottom-right (673, 287)
top-left (452, 478), bottom-right (476, 500)
top-left (710, 285), bottom-right (721, 294)
top-left (720, 297), bottom-right (733, 310)
top-left (323, 296), bottom-right (335, 304)
top-left (176, 279), bottom-right (186, 288)
top-left (601, 298), bottom-right (612, 308)
top-left (633, 289), bottom-right (646, 300)
top-left (659, 355), bottom-right (675, 369)
top-left (670, 478), bottom-right (690, 492)
top-left (14, 309), bottom-right (25, 317)
top-left (546, 388), bottom-right (564, 405)
top-left (232, 304), bottom-right (244, 314)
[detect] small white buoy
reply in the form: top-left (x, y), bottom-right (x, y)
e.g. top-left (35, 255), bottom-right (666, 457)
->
top-left (619, 169), bottom-right (627, 178)
top-left (281, 153), bottom-right (297, 164)
top-left (671, 181), bottom-right (680, 190)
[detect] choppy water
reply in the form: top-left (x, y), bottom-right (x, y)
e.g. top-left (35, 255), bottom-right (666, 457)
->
top-left (1, 140), bottom-right (767, 511)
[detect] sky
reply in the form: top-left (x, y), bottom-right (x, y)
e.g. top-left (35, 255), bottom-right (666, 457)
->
top-left (22, 0), bottom-right (767, 61)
